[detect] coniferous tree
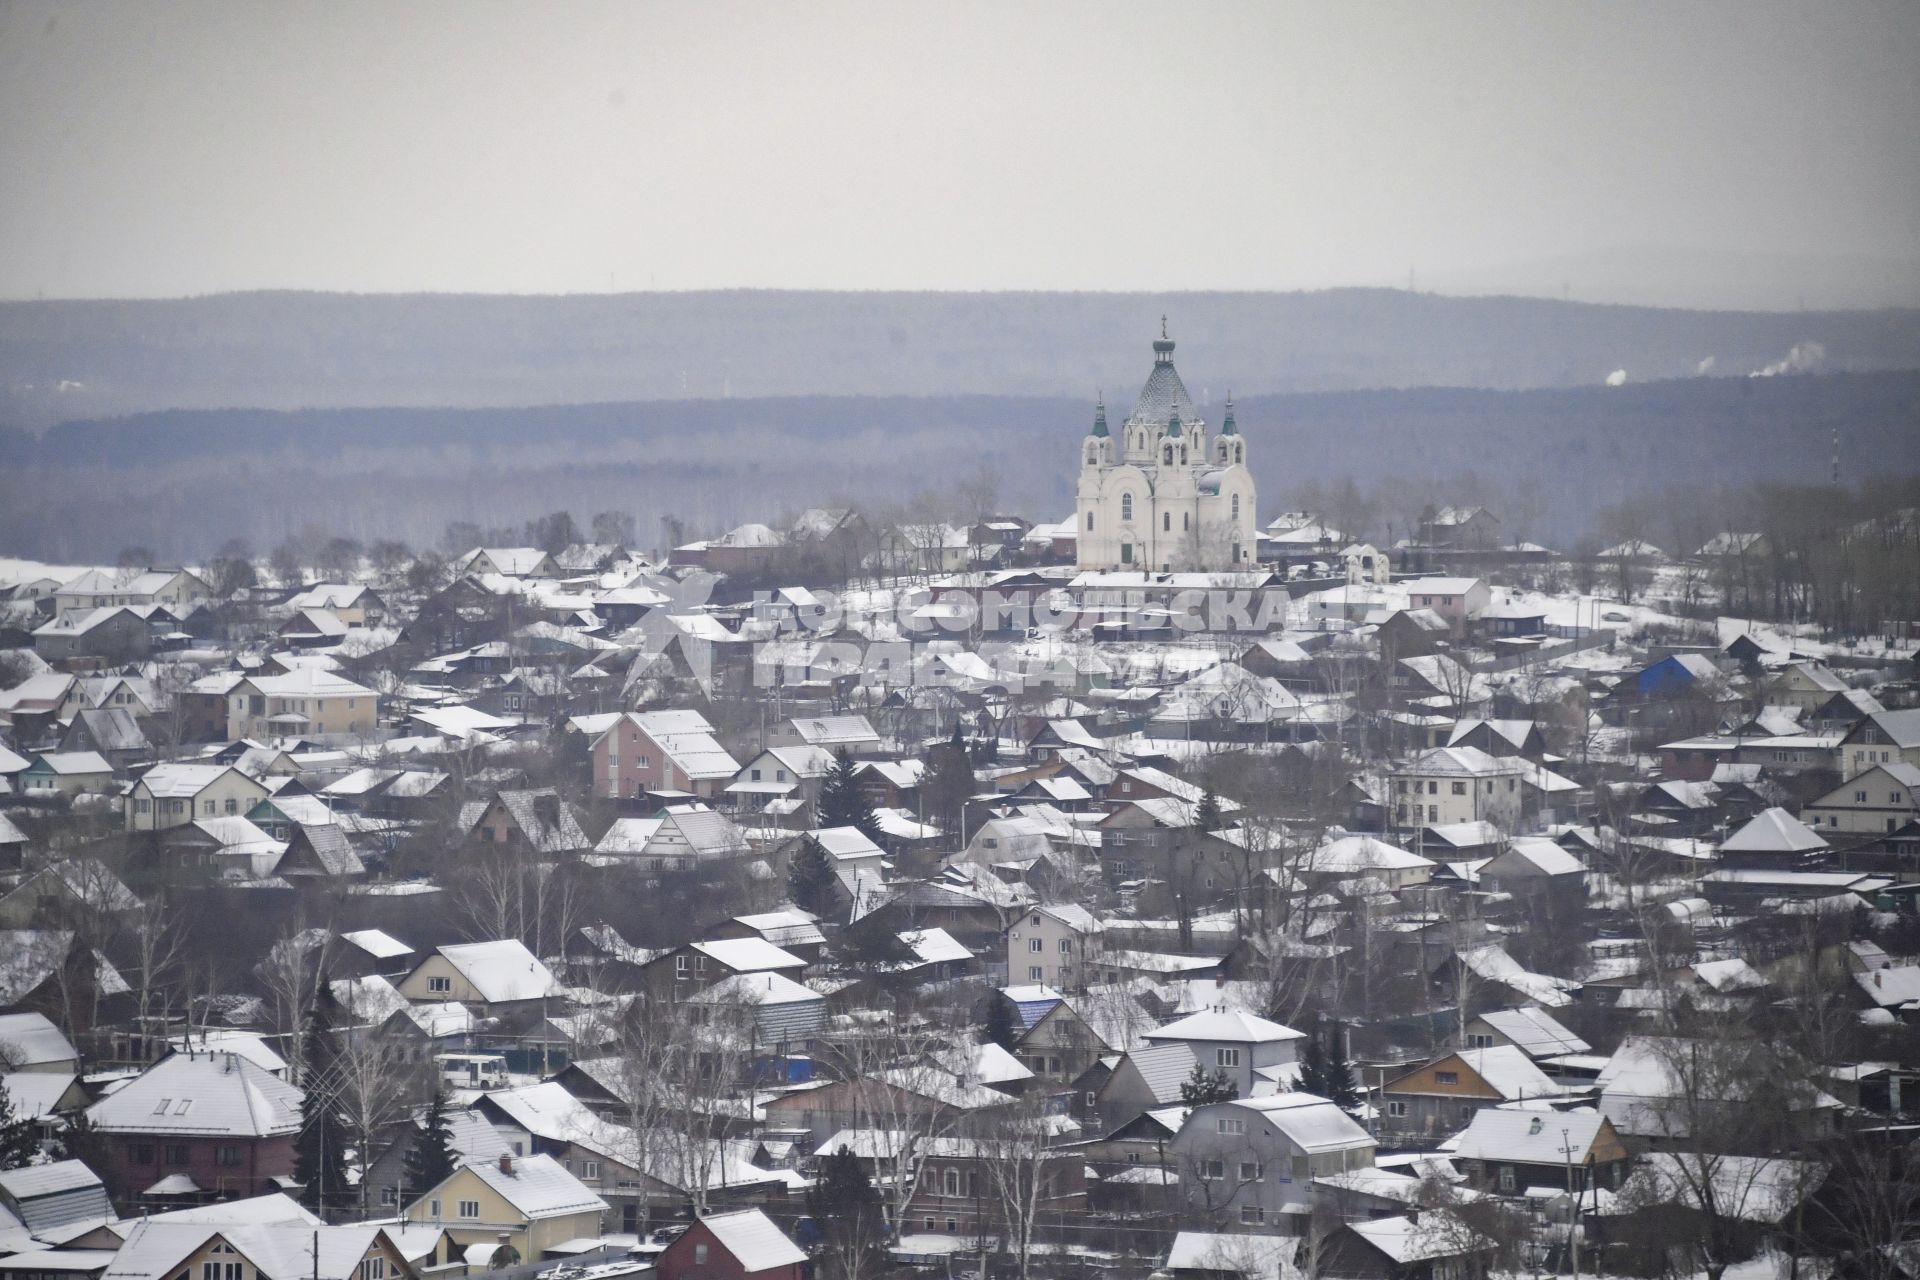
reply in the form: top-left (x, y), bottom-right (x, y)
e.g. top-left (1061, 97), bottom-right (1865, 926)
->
top-left (1195, 787), bottom-right (1222, 833)
top-left (293, 1002), bottom-right (349, 1214)
top-left (403, 1085), bottom-right (459, 1203)
top-left (1178, 1062), bottom-right (1238, 1108)
top-left (1299, 1034), bottom-right (1362, 1113)
top-left (1319, 1036), bottom-right (1362, 1113)
top-left (982, 994), bottom-right (1020, 1051)
top-left (816, 748), bottom-right (883, 842)
top-left (806, 1146), bottom-right (887, 1280)
top-left (788, 835), bottom-right (838, 918)
top-left (0, 1078), bottom-right (40, 1169)
top-left (922, 725), bottom-right (976, 838)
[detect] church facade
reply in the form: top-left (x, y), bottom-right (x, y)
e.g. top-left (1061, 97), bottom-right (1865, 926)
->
top-left (1075, 329), bottom-right (1257, 572)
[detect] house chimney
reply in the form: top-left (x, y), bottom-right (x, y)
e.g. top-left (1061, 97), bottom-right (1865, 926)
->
top-left (499, 1153), bottom-right (514, 1175)
top-left (1875, 971), bottom-right (1883, 988)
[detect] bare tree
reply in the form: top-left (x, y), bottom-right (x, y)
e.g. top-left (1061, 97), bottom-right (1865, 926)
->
top-left (974, 1092), bottom-right (1069, 1280)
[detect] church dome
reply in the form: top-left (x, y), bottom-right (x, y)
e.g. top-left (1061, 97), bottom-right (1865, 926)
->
top-left (1128, 328), bottom-right (1198, 429)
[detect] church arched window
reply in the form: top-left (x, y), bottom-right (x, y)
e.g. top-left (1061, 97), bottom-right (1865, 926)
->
top-left (1163, 445), bottom-right (1173, 465)
top-left (1232, 494), bottom-right (1241, 521)
top-left (1086, 511), bottom-right (1094, 532)
top-left (1163, 512), bottom-right (1171, 532)
top-left (1180, 447), bottom-right (1187, 465)
top-left (1121, 493), bottom-right (1133, 523)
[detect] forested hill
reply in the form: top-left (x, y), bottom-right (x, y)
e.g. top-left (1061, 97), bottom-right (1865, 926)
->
top-left (3, 288), bottom-right (1918, 429)
top-left (2, 371), bottom-right (1916, 562)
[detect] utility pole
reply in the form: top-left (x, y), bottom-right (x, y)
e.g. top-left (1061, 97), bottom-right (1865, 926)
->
top-left (1560, 1127), bottom-right (1580, 1280)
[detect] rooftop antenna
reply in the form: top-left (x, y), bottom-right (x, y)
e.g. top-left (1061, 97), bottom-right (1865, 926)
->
top-left (1161, 315), bottom-right (1168, 340)
top-left (1831, 425), bottom-right (1840, 486)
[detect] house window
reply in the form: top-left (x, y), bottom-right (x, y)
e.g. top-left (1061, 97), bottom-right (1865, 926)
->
top-left (776, 769), bottom-right (787, 782)
top-left (1216, 1048), bottom-right (1240, 1067)
top-left (1435, 1071), bottom-right (1459, 1085)
top-left (1121, 543), bottom-right (1133, 564)
top-left (1240, 1205), bottom-right (1264, 1224)
top-left (676, 955), bottom-right (691, 976)
top-left (1029, 966), bottom-right (1043, 981)
top-left (1387, 1100), bottom-right (1408, 1118)
top-left (137, 799), bottom-right (151, 814)
top-left (1200, 1159), bottom-right (1225, 1180)
top-left (427, 976), bottom-right (451, 993)
top-left (1451, 781), bottom-right (1467, 796)
top-left (1086, 512), bottom-right (1094, 531)
top-left (382, 1186), bottom-right (398, 1205)
top-left (694, 1246), bottom-right (708, 1266)
top-left (1499, 1165), bottom-right (1516, 1192)
top-left (581, 1161), bottom-right (600, 1181)
top-left (1059, 939), bottom-right (1072, 953)
top-left (751, 769), bottom-right (762, 781)
top-left (225, 798), bottom-right (237, 814)
top-left (429, 1199), bottom-right (441, 1218)
top-left (1029, 938), bottom-right (1043, 953)
top-left (458, 1200), bottom-right (480, 1220)
top-left (1467, 1034), bottom-right (1493, 1050)
top-left (1217, 1116), bottom-right (1246, 1135)
top-left (216, 1145), bottom-right (241, 1166)
top-left (134, 1144), bottom-right (154, 1164)
top-left (1240, 1161), bottom-right (1263, 1182)
top-left (1231, 495), bottom-right (1240, 520)
top-left (944, 1168), bottom-right (961, 1197)
top-left (166, 1145), bottom-right (189, 1165)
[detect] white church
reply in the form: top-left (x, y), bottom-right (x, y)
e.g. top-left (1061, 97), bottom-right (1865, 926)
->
top-left (1075, 326), bottom-right (1257, 572)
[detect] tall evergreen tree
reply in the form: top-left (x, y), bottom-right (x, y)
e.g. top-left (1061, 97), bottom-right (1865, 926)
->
top-left (806, 1146), bottom-right (887, 1280)
top-left (1299, 1034), bottom-right (1362, 1113)
top-left (403, 1085), bottom-right (458, 1203)
top-left (788, 835), bottom-right (838, 917)
top-left (0, 1078), bottom-right (40, 1169)
top-left (293, 1002), bottom-right (349, 1214)
top-left (981, 994), bottom-right (1019, 1051)
top-left (922, 725), bottom-right (976, 837)
top-left (1177, 1062), bottom-right (1238, 1108)
top-left (1195, 787), bottom-right (1222, 833)
top-left (816, 747), bottom-right (883, 842)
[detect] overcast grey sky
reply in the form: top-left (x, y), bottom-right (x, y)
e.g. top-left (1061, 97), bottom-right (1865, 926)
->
top-left (2, 0), bottom-right (1916, 303)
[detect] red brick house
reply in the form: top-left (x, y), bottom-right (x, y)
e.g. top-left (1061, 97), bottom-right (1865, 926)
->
top-left (655, 1208), bottom-right (806, 1280)
top-left (590, 709), bottom-right (740, 800)
top-left (83, 1050), bottom-right (301, 1204)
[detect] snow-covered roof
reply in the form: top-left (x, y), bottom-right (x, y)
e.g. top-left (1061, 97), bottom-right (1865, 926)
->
top-left (690, 937), bottom-right (807, 974)
top-left (1453, 1108), bottom-right (1611, 1163)
top-left (87, 1051), bottom-right (301, 1137)
top-left (462, 1152), bottom-right (608, 1219)
top-left (1216, 1093), bottom-right (1374, 1152)
top-left (695, 1208), bottom-right (807, 1272)
top-left (0, 1012), bottom-right (79, 1067)
top-left (1145, 1007), bottom-right (1305, 1046)
top-left (1474, 1007), bottom-right (1590, 1057)
top-left (1721, 806), bottom-right (1828, 854)
top-left (433, 939), bottom-right (563, 1003)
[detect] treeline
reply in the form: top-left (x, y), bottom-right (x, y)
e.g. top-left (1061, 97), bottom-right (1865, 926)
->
top-left (2, 371), bottom-right (1916, 563)
top-left (3, 287), bottom-right (1919, 428)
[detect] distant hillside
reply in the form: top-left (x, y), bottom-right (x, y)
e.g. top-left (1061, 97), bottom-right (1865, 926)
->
top-left (2, 288), bottom-right (1917, 429)
top-left (3, 371), bottom-right (1915, 562)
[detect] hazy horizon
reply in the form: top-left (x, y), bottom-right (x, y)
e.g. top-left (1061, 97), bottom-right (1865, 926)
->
top-left (4, 1), bottom-right (1917, 310)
